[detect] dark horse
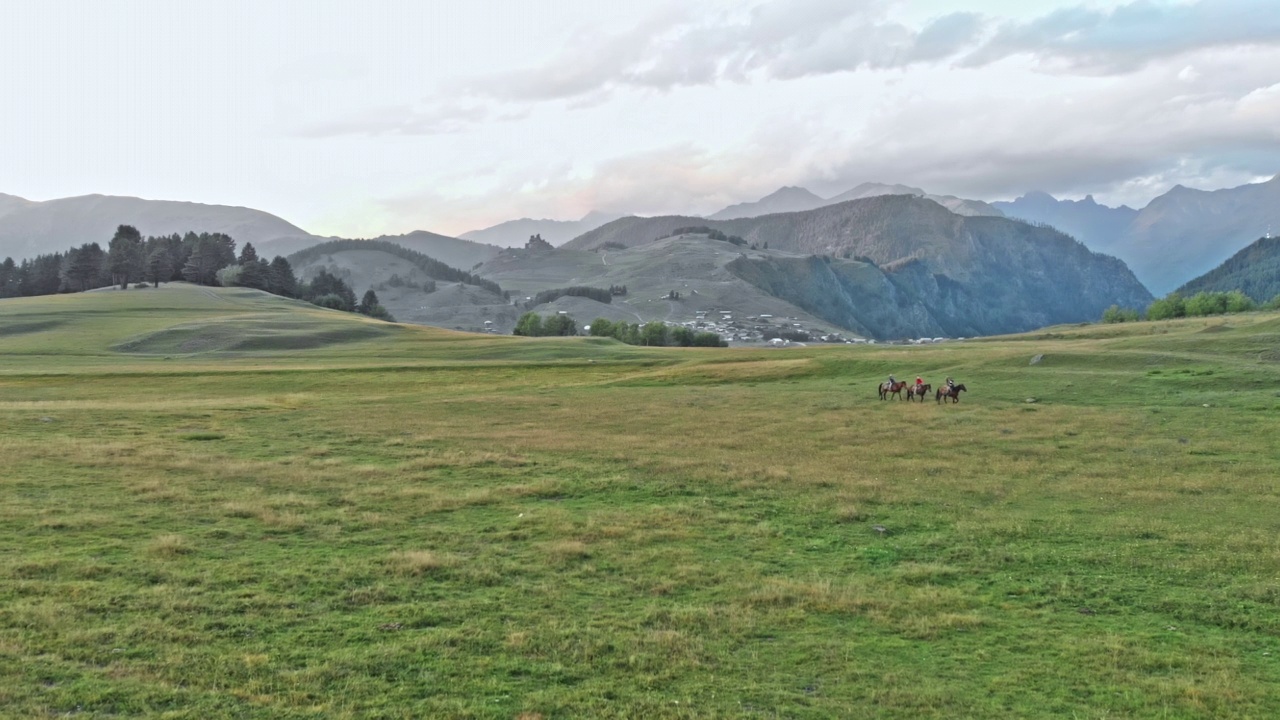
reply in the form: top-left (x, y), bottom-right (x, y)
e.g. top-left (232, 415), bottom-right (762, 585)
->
top-left (936, 383), bottom-right (967, 403)
top-left (907, 383), bottom-right (932, 402)
top-left (879, 380), bottom-right (908, 401)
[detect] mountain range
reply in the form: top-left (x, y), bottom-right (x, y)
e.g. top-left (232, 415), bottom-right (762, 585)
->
top-left (564, 195), bottom-right (1150, 337)
top-left (994, 175), bottom-right (1280, 295)
top-left (6, 173), bottom-right (1279, 337)
top-left (708, 183), bottom-right (1004, 220)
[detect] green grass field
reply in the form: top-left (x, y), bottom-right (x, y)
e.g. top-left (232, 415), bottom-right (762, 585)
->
top-left (2, 283), bottom-right (1279, 718)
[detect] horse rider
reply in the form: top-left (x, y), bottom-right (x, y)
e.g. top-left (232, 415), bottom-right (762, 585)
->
top-left (945, 376), bottom-right (956, 390)
top-left (915, 375), bottom-right (924, 390)
top-left (888, 374), bottom-right (897, 387)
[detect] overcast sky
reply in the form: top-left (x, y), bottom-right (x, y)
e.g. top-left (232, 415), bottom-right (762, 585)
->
top-left (3, 0), bottom-right (1278, 236)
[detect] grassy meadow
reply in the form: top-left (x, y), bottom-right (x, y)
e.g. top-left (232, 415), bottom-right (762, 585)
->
top-left (2, 284), bottom-right (1280, 718)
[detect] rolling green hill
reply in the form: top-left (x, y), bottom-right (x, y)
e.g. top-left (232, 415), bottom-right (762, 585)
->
top-left (3, 285), bottom-right (1280, 716)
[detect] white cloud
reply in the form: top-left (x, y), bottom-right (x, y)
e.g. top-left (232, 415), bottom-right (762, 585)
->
top-left (961, 0), bottom-right (1280, 73)
top-left (464, 0), bottom-right (988, 103)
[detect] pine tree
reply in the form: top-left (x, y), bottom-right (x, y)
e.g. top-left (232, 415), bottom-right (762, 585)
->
top-left (268, 256), bottom-right (297, 297)
top-left (146, 248), bottom-right (172, 286)
top-left (237, 257), bottom-right (267, 290)
top-left (108, 225), bottom-right (144, 289)
top-left (62, 243), bottom-right (106, 291)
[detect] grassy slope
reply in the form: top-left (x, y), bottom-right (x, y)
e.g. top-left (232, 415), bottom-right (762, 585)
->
top-left (479, 236), bottom-right (845, 333)
top-left (2, 285), bottom-right (1280, 718)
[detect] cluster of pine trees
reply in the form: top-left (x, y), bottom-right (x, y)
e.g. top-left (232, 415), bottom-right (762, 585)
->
top-left (302, 269), bottom-right (394, 321)
top-left (0, 226), bottom-right (254, 297)
top-left (588, 318), bottom-right (726, 347)
top-left (0, 225), bottom-right (393, 322)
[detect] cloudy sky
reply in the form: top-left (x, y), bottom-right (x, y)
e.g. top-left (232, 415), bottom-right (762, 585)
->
top-left (3, 0), bottom-right (1278, 237)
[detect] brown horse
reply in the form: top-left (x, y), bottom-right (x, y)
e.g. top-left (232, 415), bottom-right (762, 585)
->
top-left (936, 383), bottom-right (967, 403)
top-left (907, 383), bottom-right (932, 402)
top-left (879, 380), bottom-right (908, 400)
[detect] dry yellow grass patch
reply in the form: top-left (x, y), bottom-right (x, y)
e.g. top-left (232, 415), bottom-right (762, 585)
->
top-left (893, 562), bottom-right (962, 585)
top-left (546, 540), bottom-right (590, 561)
top-left (267, 493), bottom-right (318, 508)
top-left (835, 504), bottom-right (866, 523)
top-left (149, 533), bottom-right (192, 557)
top-left (222, 501), bottom-right (258, 518)
top-left (388, 550), bottom-right (459, 576)
top-left (261, 510), bottom-right (307, 529)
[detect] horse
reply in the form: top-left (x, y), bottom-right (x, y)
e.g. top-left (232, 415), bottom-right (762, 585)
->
top-left (879, 380), bottom-right (908, 401)
top-left (936, 383), bottom-right (967, 404)
top-left (907, 383), bottom-right (931, 402)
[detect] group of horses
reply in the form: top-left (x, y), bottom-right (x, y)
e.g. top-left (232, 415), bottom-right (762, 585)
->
top-left (878, 380), bottom-right (967, 403)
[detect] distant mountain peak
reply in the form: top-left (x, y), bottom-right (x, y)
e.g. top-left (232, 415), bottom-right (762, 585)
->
top-left (1018, 190), bottom-right (1057, 202)
top-left (773, 186), bottom-right (820, 196)
top-left (579, 209), bottom-right (623, 224)
top-left (708, 186), bottom-right (827, 220)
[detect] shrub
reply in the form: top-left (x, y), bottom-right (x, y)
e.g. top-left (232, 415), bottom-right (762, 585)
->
top-left (1225, 290), bottom-right (1255, 313)
top-left (1146, 293), bottom-right (1185, 320)
top-left (1102, 305), bottom-right (1140, 323)
top-left (513, 312), bottom-right (543, 336)
top-left (312, 293), bottom-right (348, 310)
top-left (589, 318), bottom-right (614, 337)
top-left (215, 265), bottom-right (241, 287)
top-left (1185, 291), bottom-right (1228, 317)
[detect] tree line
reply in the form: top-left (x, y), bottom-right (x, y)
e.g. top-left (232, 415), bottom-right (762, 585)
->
top-left (1, 227), bottom-right (247, 296)
top-left (511, 311), bottom-right (726, 347)
top-left (658, 226), bottom-right (748, 247)
top-left (1103, 289), bottom-right (1280, 323)
top-left (588, 318), bottom-right (726, 347)
top-left (513, 312), bottom-right (579, 336)
top-left (0, 225), bottom-right (393, 322)
top-left (527, 286), bottom-right (614, 307)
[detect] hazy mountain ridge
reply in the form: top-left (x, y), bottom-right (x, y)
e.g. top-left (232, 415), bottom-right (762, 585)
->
top-left (0, 193), bottom-right (321, 261)
top-left (363, 230), bottom-right (501, 270)
top-left (993, 176), bottom-right (1280, 294)
top-left (460, 211), bottom-right (623, 247)
top-left (708, 187), bottom-right (828, 220)
top-left (709, 183), bottom-right (1005, 220)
